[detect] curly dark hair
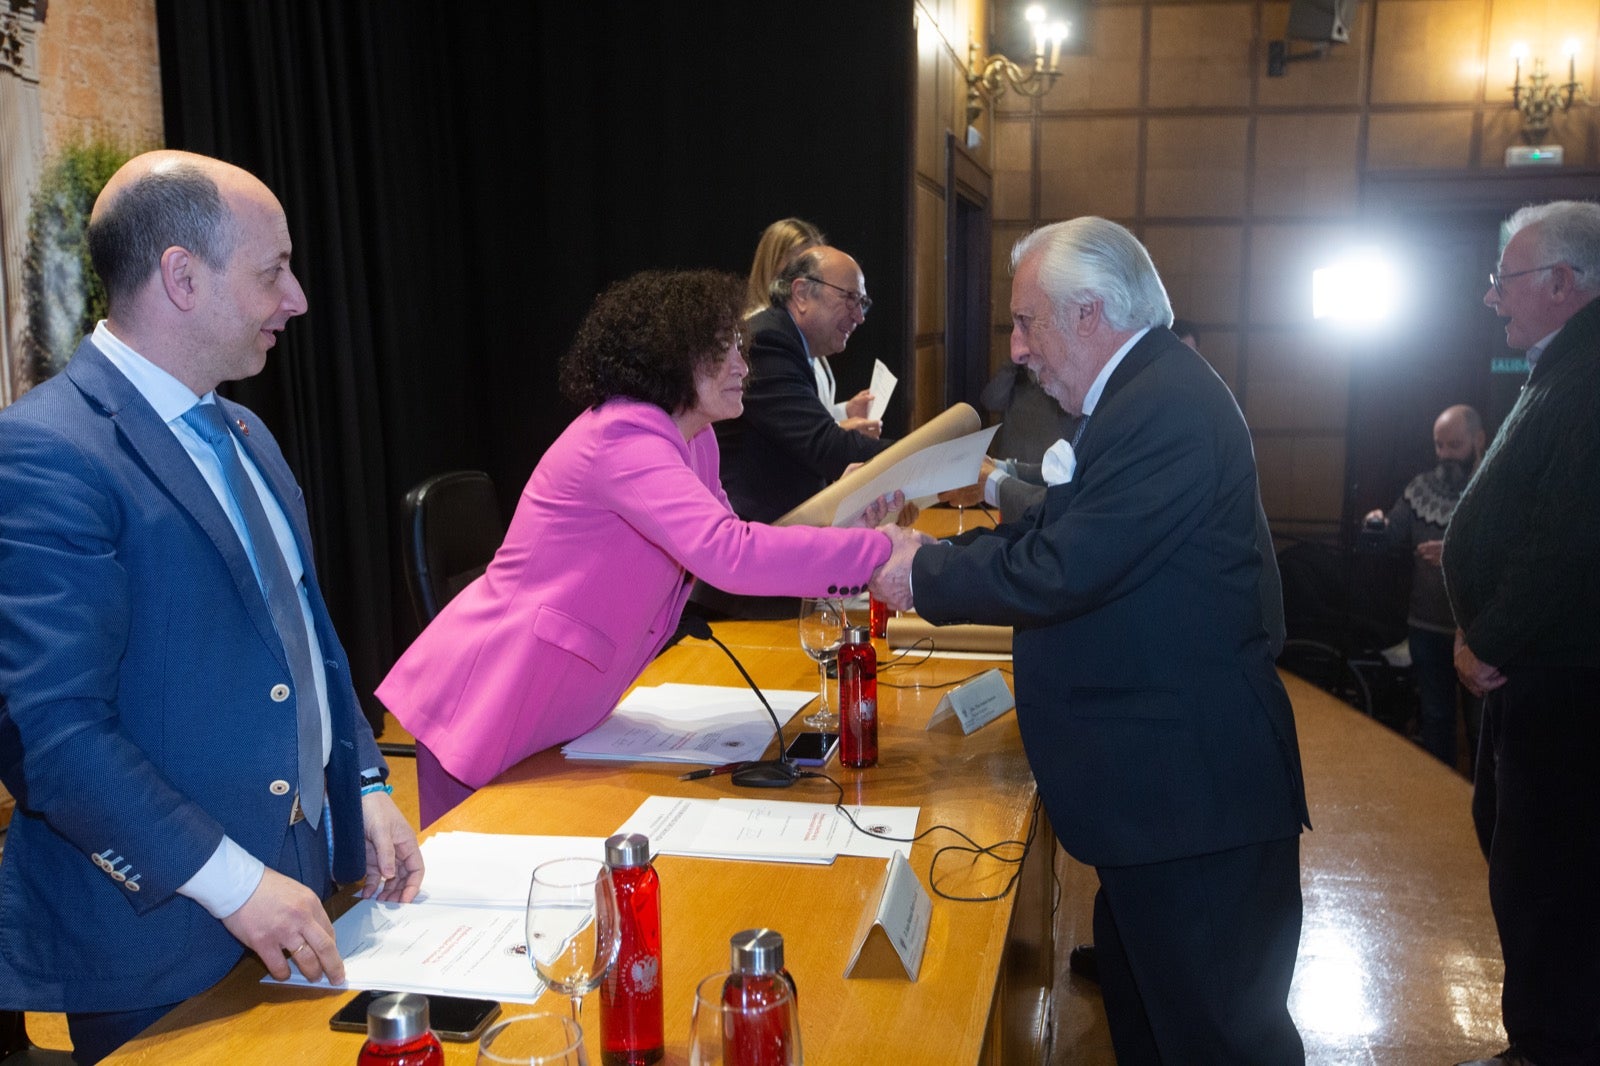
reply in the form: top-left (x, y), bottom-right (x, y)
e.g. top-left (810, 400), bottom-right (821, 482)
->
top-left (559, 269), bottom-right (745, 414)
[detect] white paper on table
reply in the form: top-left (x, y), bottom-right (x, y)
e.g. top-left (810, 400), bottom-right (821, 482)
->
top-left (560, 684), bottom-right (811, 764)
top-left (613, 796), bottom-right (920, 864)
top-left (615, 795), bottom-right (832, 864)
top-left (867, 359), bottom-right (897, 422)
top-left (417, 833), bottom-right (606, 906)
top-left (263, 899), bottom-right (547, 1003)
top-left (718, 799), bottom-right (921, 860)
top-left (832, 424), bottom-right (999, 526)
top-left (699, 798), bottom-right (846, 861)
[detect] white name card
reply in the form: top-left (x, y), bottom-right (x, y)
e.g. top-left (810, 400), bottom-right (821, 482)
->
top-left (843, 851), bottom-right (931, 981)
top-left (924, 668), bottom-right (1014, 735)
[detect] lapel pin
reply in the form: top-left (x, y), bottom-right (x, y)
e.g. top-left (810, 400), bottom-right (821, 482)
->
top-left (235, 418), bottom-right (250, 436)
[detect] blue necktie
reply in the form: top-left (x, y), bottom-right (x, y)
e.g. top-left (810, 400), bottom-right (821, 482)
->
top-left (182, 403), bottom-right (324, 827)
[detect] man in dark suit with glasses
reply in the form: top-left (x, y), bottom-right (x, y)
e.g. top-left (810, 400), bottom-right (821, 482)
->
top-left (715, 245), bottom-right (893, 525)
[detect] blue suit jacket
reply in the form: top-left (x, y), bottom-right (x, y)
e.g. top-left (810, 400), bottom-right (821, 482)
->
top-left (0, 339), bottom-right (382, 1012)
top-left (913, 328), bottom-right (1310, 868)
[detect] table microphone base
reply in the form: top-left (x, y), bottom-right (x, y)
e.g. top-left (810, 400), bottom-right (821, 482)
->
top-left (733, 760), bottom-right (800, 788)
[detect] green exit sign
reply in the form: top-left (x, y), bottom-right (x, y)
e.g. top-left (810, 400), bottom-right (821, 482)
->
top-left (1491, 357), bottom-right (1530, 374)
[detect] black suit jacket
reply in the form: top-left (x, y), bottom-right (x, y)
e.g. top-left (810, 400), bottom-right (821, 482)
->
top-left (993, 462), bottom-right (1286, 657)
top-left (913, 328), bottom-right (1309, 868)
top-left (715, 306), bottom-right (891, 523)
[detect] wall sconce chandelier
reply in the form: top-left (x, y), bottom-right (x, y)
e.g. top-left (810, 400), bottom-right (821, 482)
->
top-left (1509, 41), bottom-right (1590, 144)
top-left (966, 4), bottom-right (1070, 127)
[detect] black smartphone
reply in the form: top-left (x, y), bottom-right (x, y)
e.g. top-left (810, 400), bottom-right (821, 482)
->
top-left (784, 731), bottom-right (839, 766)
top-left (328, 989), bottom-right (501, 1041)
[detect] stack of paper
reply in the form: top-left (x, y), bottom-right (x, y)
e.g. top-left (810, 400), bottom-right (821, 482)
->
top-left (266, 833), bottom-right (610, 1001)
top-left (262, 795), bottom-right (920, 1001)
top-left (560, 683), bottom-right (812, 765)
top-left (269, 897), bottom-right (548, 1002)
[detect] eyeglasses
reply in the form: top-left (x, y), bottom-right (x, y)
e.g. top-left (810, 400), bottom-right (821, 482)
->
top-left (1489, 262), bottom-right (1582, 297)
top-left (803, 276), bottom-right (872, 315)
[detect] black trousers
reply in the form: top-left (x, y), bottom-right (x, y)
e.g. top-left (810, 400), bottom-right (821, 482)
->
top-left (1473, 665), bottom-right (1600, 1066)
top-left (1093, 835), bottom-right (1305, 1065)
top-left (66, 815), bottom-right (332, 1065)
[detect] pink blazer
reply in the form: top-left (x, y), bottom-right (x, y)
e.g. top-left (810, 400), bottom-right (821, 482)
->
top-left (376, 398), bottom-right (890, 788)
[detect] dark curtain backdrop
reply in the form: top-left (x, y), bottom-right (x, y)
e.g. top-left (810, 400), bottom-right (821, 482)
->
top-left (156, 1), bottom-right (915, 726)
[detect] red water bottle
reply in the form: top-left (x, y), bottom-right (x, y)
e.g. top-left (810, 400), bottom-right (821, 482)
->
top-left (721, 929), bottom-right (799, 1066)
top-left (601, 833), bottom-right (664, 1065)
top-left (869, 595), bottom-right (890, 639)
top-left (357, 993), bottom-right (443, 1066)
top-left (838, 625), bottom-right (878, 768)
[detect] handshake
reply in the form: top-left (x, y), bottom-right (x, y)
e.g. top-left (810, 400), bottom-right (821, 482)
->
top-left (852, 490), bottom-right (935, 612)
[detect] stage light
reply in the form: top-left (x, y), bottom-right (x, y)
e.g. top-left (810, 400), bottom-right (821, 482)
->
top-left (1312, 247), bottom-right (1401, 327)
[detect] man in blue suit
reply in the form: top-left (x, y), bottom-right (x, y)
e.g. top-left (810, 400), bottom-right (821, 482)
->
top-left (0, 150), bottom-right (423, 1063)
top-left (872, 217), bottom-right (1309, 1064)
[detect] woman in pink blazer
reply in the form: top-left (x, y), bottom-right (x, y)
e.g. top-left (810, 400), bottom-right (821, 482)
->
top-left (378, 270), bottom-right (921, 824)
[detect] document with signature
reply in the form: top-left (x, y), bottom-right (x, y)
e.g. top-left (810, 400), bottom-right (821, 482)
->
top-left (264, 899), bottom-right (547, 1002)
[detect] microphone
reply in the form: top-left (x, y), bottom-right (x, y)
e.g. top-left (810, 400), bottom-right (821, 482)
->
top-left (673, 613), bottom-right (799, 788)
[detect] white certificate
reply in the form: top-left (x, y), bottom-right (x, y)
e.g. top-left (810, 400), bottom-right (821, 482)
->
top-left (264, 899), bottom-right (548, 1003)
top-left (832, 425), bottom-right (999, 526)
top-left (867, 359), bottom-right (898, 422)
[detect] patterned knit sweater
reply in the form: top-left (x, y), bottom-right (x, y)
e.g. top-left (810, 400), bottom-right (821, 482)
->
top-left (1442, 294), bottom-right (1600, 669)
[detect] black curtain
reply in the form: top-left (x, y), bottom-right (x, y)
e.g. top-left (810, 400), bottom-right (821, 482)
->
top-left (156, 1), bottom-right (915, 725)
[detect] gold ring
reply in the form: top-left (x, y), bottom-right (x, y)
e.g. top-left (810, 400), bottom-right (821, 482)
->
top-left (292, 943), bottom-right (308, 954)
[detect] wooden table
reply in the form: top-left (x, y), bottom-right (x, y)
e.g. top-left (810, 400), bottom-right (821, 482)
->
top-left (104, 605), bottom-right (1051, 1064)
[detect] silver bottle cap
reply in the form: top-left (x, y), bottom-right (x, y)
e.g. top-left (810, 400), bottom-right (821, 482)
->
top-left (729, 928), bottom-right (785, 974)
top-left (367, 991), bottom-right (430, 1044)
top-left (605, 832), bottom-right (650, 868)
top-left (844, 625), bottom-right (871, 644)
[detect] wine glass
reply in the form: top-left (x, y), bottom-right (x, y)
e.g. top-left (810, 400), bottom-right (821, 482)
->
top-left (525, 858), bottom-right (621, 1025)
top-left (689, 971), bottom-right (802, 1066)
top-left (478, 1011), bottom-right (588, 1065)
top-left (798, 597), bottom-right (844, 730)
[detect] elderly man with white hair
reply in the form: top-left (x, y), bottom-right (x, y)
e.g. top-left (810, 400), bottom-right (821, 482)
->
top-left (1444, 199), bottom-right (1600, 1066)
top-left (873, 216), bottom-right (1309, 1064)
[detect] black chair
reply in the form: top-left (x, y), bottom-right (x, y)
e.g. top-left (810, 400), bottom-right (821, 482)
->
top-left (1276, 536), bottom-right (1414, 726)
top-left (1, 1011), bottom-right (73, 1064)
top-left (401, 470), bottom-right (505, 630)
top-left (388, 471), bottom-right (505, 759)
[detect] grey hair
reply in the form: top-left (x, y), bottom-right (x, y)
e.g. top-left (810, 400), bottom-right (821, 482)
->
top-left (1503, 200), bottom-right (1600, 296)
top-left (87, 161), bottom-right (238, 309)
top-left (1011, 217), bottom-right (1173, 332)
top-left (769, 250), bottom-right (823, 309)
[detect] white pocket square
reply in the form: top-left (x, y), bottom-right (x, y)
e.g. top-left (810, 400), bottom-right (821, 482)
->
top-left (1042, 438), bottom-right (1077, 485)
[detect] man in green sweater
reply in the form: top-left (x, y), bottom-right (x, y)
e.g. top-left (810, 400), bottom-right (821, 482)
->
top-left (1444, 200), bottom-right (1600, 1066)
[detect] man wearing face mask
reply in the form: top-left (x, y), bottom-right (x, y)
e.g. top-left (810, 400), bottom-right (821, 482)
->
top-left (1364, 404), bottom-right (1487, 769)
